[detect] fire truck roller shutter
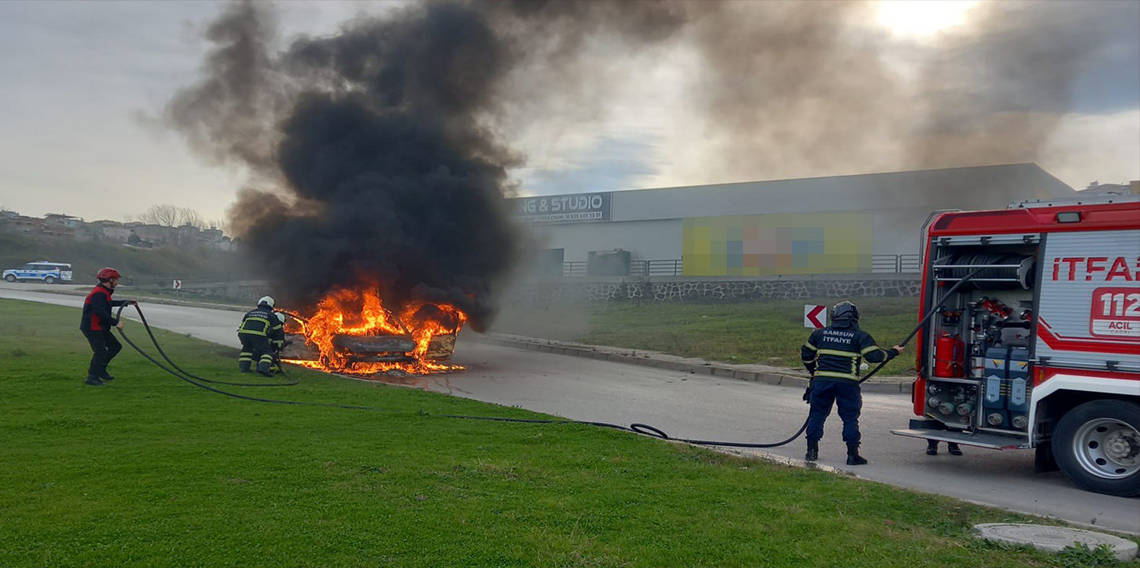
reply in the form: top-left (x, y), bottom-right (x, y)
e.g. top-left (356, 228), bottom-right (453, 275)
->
top-left (949, 253), bottom-right (1035, 290)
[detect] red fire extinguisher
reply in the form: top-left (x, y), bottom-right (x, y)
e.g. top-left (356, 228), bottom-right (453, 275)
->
top-left (934, 333), bottom-right (965, 378)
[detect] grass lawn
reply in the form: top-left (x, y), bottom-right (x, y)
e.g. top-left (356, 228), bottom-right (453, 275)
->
top-left (492, 298), bottom-right (922, 376)
top-left (1, 298), bottom-right (1132, 568)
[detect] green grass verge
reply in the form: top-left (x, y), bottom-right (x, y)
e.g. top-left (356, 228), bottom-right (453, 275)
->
top-left (492, 298), bottom-right (922, 376)
top-left (1, 299), bottom-right (1132, 568)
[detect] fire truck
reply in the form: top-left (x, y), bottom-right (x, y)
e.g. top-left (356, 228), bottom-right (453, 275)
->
top-left (892, 193), bottom-right (1140, 497)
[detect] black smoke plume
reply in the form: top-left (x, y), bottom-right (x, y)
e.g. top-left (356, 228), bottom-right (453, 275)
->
top-left (169, 2), bottom-right (521, 327)
top-left (168, 1), bottom-right (691, 328)
top-left (169, 1), bottom-right (1134, 327)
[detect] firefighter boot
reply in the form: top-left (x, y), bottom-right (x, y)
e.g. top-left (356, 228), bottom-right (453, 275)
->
top-left (947, 443), bottom-right (963, 456)
top-left (257, 361), bottom-right (274, 377)
top-left (926, 440), bottom-right (939, 456)
top-left (805, 439), bottom-right (819, 462)
top-left (239, 360), bottom-right (251, 373)
top-left (846, 444), bottom-right (868, 466)
top-left (84, 375), bottom-right (104, 387)
top-left (99, 371), bottom-right (114, 382)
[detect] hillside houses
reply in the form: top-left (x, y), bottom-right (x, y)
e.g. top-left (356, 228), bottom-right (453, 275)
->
top-left (0, 210), bottom-right (235, 251)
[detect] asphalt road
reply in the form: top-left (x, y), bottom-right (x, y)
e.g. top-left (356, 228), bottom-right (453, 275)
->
top-left (3, 283), bottom-right (1137, 535)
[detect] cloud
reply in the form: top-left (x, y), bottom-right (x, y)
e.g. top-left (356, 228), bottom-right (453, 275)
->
top-left (1041, 109), bottom-right (1140, 189)
top-left (516, 133), bottom-right (663, 195)
top-left (0, 0), bottom-right (1136, 226)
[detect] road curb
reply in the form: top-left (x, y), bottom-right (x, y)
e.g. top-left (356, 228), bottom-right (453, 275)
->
top-left (470, 333), bottom-right (912, 395)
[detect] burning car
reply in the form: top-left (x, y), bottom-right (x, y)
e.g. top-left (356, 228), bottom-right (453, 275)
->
top-left (280, 287), bottom-right (466, 376)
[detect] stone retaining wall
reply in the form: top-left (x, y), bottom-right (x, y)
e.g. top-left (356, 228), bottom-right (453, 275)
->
top-left (509, 278), bottom-right (920, 305)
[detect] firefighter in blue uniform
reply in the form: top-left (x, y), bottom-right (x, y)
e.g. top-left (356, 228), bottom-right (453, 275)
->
top-left (238, 296), bottom-right (284, 376)
top-left (801, 301), bottom-right (904, 465)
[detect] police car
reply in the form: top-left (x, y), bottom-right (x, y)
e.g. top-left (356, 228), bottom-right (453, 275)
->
top-left (2, 261), bottom-right (73, 284)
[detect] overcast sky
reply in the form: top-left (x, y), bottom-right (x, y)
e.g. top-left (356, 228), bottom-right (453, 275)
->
top-left (0, 1), bottom-right (1137, 225)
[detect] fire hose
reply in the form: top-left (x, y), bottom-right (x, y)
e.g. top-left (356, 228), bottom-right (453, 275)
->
top-left (114, 303), bottom-right (390, 411)
top-left (114, 267), bottom-right (980, 449)
top-left (441, 267), bottom-right (982, 449)
top-left (116, 303), bottom-right (297, 387)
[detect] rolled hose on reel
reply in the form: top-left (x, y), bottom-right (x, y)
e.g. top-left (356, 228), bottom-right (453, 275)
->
top-left (946, 253), bottom-right (1035, 290)
top-left (115, 268), bottom-right (982, 450)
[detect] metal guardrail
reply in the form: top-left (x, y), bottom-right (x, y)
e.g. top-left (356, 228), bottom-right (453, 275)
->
top-left (562, 261), bottom-right (588, 278)
top-left (555, 254), bottom-right (920, 278)
top-left (871, 254), bottom-right (922, 274)
top-left (631, 259), bottom-right (684, 277)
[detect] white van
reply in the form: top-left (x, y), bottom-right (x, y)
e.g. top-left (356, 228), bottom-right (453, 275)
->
top-left (2, 261), bottom-right (74, 284)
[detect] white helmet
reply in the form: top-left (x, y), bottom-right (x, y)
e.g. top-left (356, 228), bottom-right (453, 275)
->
top-left (258, 296), bottom-right (275, 308)
top-left (276, 312), bottom-right (287, 324)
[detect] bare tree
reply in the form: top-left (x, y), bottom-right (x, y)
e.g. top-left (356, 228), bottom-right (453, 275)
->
top-left (138, 204), bottom-right (207, 228)
top-left (138, 204), bottom-right (178, 226)
top-left (180, 207), bottom-right (206, 229)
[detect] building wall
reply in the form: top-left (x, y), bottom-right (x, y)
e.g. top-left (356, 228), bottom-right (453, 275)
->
top-left (524, 219), bottom-right (680, 261)
top-left (682, 211), bottom-right (872, 276)
top-left (101, 227), bottom-right (131, 242)
top-left (514, 164), bottom-right (1076, 273)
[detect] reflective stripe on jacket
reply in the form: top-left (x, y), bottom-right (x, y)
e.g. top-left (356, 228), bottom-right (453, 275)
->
top-left (238, 306), bottom-right (284, 339)
top-left (801, 318), bottom-right (896, 381)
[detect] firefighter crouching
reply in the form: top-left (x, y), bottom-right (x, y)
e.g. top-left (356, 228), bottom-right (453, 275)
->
top-left (80, 267), bottom-right (137, 387)
top-left (238, 296), bottom-right (284, 376)
top-left (801, 301), bottom-right (904, 466)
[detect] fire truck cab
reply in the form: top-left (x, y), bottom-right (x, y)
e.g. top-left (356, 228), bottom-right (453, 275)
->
top-left (892, 193), bottom-right (1140, 497)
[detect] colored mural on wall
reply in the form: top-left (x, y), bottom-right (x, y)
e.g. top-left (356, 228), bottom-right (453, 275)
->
top-left (682, 212), bottom-right (873, 276)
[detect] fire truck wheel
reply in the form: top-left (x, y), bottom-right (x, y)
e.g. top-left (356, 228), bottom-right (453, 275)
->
top-left (1054, 400), bottom-right (1140, 497)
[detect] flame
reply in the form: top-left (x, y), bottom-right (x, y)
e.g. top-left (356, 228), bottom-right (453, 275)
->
top-left (281, 286), bottom-right (466, 376)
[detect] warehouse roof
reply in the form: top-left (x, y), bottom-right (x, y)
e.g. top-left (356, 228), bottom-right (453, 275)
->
top-left (605, 163), bottom-right (1076, 222)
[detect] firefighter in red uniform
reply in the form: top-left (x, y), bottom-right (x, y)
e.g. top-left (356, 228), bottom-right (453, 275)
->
top-left (80, 267), bottom-right (135, 386)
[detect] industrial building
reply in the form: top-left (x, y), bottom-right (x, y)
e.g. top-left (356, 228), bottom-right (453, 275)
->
top-left (511, 164), bottom-right (1078, 278)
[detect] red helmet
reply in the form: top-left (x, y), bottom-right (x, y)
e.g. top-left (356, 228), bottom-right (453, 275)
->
top-left (96, 267), bottom-right (122, 281)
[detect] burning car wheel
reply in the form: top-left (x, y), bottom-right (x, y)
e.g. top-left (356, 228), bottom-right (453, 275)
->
top-left (1054, 400), bottom-right (1140, 497)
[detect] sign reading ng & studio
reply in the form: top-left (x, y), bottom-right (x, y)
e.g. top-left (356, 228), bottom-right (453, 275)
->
top-left (513, 192), bottom-right (611, 224)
